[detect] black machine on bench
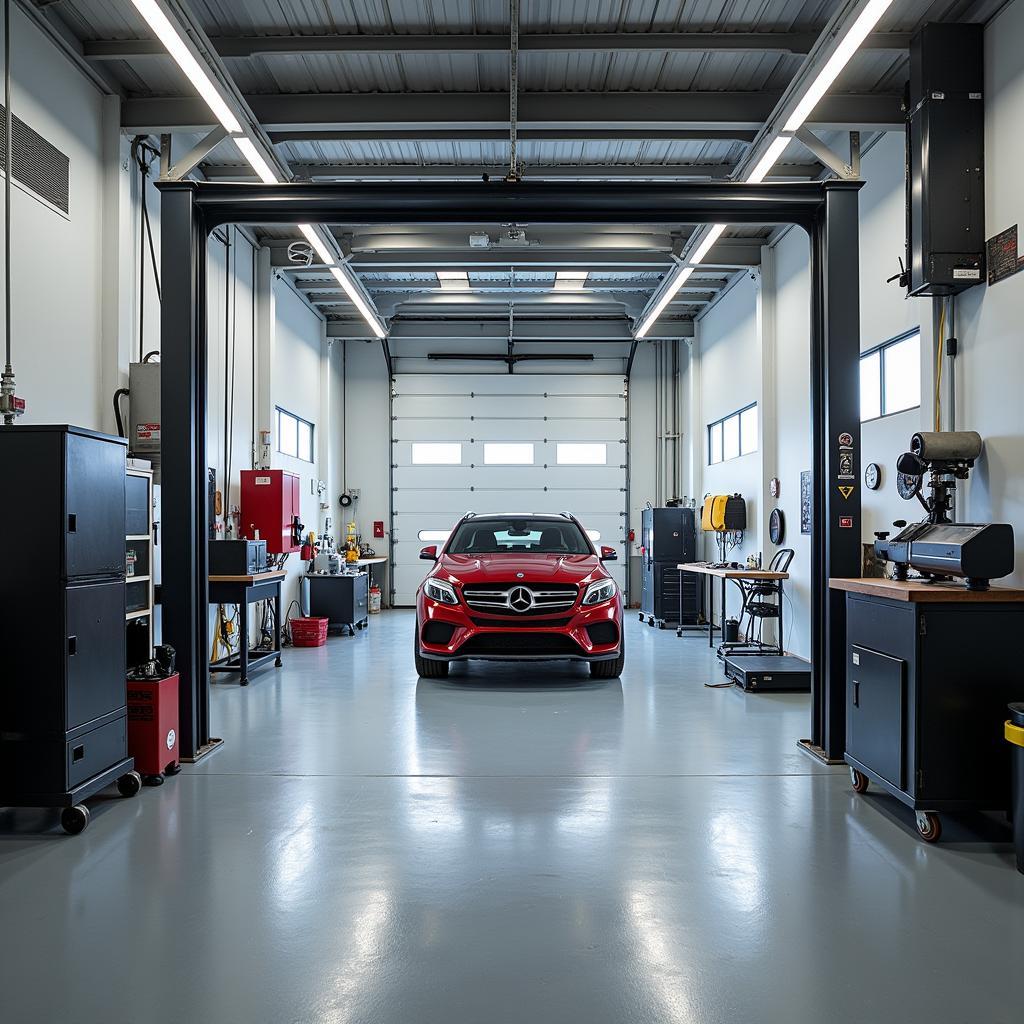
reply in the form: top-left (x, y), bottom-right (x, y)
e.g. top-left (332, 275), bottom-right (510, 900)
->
top-left (873, 431), bottom-right (1014, 590)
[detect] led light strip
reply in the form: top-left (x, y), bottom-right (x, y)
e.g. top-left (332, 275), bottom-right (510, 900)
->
top-left (130, 0), bottom-right (387, 339)
top-left (635, 0), bottom-right (894, 339)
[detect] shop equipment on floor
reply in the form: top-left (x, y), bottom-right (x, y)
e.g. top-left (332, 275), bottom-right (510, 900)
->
top-left (0, 425), bottom-right (141, 833)
top-left (640, 506), bottom-right (700, 629)
top-left (832, 577), bottom-right (1024, 843)
top-left (304, 570), bottom-right (369, 635)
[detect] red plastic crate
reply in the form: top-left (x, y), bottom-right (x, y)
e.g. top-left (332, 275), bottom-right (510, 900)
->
top-left (291, 616), bottom-right (329, 647)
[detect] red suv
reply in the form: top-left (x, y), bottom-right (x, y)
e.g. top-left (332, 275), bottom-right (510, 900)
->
top-left (415, 512), bottom-right (624, 679)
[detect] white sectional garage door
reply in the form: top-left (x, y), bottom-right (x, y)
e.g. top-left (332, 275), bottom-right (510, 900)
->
top-left (391, 374), bottom-right (627, 605)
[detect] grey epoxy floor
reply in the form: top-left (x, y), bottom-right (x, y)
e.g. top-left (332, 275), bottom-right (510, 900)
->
top-left (1, 611), bottom-right (1021, 1024)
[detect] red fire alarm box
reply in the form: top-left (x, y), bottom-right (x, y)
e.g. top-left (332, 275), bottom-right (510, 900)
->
top-left (373, 520), bottom-right (385, 539)
top-left (240, 469), bottom-right (302, 553)
top-left (127, 673), bottom-right (180, 782)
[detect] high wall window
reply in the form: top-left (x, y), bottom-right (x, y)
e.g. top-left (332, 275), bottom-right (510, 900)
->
top-left (276, 407), bottom-right (314, 462)
top-left (411, 442), bottom-right (462, 465)
top-left (860, 329), bottom-right (921, 422)
top-left (708, 403), bottom-right (758, 465)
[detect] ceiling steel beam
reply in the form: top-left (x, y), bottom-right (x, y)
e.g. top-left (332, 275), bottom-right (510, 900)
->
top-left (87, 30), bottom-right (911, 60)
top-left (123, 91), bottom-right (905, 134)
top-left (270, 245), bottom-right (759, 270)
top-left (205, 161), bottom-right (821, 182)
top-left (325, 319), bottom-right (694, 340)
top-left (267, 128), bottom-right (760, 144)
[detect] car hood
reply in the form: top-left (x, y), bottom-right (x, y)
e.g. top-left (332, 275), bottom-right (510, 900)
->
top-left (437, 553), bottom-right (605, 587)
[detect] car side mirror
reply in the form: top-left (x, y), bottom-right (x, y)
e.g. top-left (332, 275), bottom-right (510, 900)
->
top-left (600, 545), bottom-right (618, 561)
top-left (419, 545), bottom-right (438, 561)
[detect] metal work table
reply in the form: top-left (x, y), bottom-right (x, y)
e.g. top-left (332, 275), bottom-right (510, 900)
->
top-left (208, 570), bottom-right (285, 686)
top-left (677, 562), bottom-right (790, 652)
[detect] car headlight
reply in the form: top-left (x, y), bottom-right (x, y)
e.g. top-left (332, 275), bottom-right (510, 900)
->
top-left (582, 578), bottom-right (617, 606)
top-left (424, 577), bottom-right (459, 605)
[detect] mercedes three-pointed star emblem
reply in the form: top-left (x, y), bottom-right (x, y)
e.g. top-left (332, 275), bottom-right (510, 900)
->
top-left (508, 586), bottom-right (534, 612)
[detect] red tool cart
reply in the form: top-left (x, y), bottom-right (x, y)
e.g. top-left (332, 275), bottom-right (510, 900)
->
top-left (127, 673), bottom-right (182, 786)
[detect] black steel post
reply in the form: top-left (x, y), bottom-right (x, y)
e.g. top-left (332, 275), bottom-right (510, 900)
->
top-left (159, 181), bottom-right (211, 760)
top-left (807, 181), bottom-right (863, 762)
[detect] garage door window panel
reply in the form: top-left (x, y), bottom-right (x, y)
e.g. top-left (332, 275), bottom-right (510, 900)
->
top-left (411, 442), bottom-right (463, 465)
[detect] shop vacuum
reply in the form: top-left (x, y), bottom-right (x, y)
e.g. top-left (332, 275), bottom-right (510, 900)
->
top-left (127, 645), bottom-right (182, 786)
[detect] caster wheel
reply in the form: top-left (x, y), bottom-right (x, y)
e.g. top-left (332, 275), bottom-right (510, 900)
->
top-left (240, 678), bottom-right (249, 686)
top-left (647, 617), bottom-right (654, 627)
top-left (638, 612), bottom-right (644, 622)
top-left (143, 774), bottom-right (165, 787)
top-left (61, 805), bottom-right (90, 835)
top-left (676, 630), bottom-right (682, 638)
top-left (165, 762), bottom-right (182, 776)
top-left (850, 768), bottom-right (869, 794)
top-left (275, 657), bottom-right (283, 667)
top-left (657, 621), bottom-right (665, 630)
top-left (915, 810), bottom-right (942, 843)
top-left (117, 771), bottom-right (143, 798)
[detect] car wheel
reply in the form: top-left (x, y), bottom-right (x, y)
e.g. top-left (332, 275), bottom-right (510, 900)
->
top-left (414, 621), bottom-right (449, 678)
top-left (590, 632), bottom-right (625, 678)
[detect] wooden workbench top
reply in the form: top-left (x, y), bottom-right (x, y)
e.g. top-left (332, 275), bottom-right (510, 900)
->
top-left (209, 570), bottom-right (287, 584)
top-left (829, 577), bottom-right (1024, 602)
top-left (678, 562), bottom-right (789, 580)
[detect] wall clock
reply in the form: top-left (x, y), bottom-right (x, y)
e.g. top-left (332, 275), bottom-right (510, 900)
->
top-left (864, 462), bottom-right (882, 490)
top-left (769, 507), bottom-right (785, 545)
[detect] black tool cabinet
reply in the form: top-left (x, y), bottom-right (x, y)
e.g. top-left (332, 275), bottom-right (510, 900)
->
top-left (640, 506), bottom-right (701, 628)
top-left (834, 578), bottom-right (1024, 843)
top-left (0, 426), bottom-right (141, 834)
top-left (306, 572), bottom-right (369, 635)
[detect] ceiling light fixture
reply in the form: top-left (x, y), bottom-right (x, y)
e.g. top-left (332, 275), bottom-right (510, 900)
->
top-left (331, 266), bottom-right (386, 339)
top-left (437, 271), bottom-right (470, 290)
top-left (128, 0), bottom-right (241, 134)
top-left (746, 136), bottom-right (792, 185)
top-left (688, 224), bottom-right (727, 265)
top-left (298, 224), bottom-right (337, 267)
top-left (554, 270), bottom-right (589, 291)
top-left (783, 0), bottom-right (896, 132)
top-left (635, 266), bottom-right (694, 340)
top-left (235, 136), bottom-right (279, 184)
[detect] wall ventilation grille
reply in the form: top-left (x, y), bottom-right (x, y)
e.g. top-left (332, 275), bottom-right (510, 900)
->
top-left (0, 104), bottom-right (70, 215)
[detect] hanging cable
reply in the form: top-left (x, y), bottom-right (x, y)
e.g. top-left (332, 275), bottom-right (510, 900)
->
top-left (131, 136), bottom-right (162, 363)
top-left (0, 0), bottom-right (21, 424)
top-left (507, 0), bottom-right (519, 180)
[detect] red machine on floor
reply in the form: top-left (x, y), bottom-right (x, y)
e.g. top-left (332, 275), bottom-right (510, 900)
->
top-left (127, 673), bottom-right (181, 786)
top-left (240, 469), bottom-right (302, 554)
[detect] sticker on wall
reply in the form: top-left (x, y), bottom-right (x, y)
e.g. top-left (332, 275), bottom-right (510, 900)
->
top-left (838, 485), bottom-right (855, 500)
top-left (839, 516), bottom-right (854, 529)
top-left (838, 432), bottom-right (854, 449)
top-left (838, 452), bottom-right (854, 478)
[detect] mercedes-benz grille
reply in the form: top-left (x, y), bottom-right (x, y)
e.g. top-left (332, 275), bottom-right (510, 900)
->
top-left (461, 582), bottom-right (578, 616)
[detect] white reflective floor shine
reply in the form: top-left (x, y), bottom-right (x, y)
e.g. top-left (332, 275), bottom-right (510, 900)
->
top-left (1, 610), bottom-right (1021, 1024)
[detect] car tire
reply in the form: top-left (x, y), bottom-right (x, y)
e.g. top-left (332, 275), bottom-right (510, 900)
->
top-left (590, 632), bottom-right (625, 678)
top-left (414, 621), bottom-right (449, 678)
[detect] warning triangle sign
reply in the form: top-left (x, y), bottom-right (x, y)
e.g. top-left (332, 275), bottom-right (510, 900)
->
top-left (838, 485), bottom-right (854, 499)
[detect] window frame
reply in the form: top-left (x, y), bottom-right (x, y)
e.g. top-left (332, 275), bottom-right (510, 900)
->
top-left (276, 406), bottom-right (315, 463)
top-left (707, 402), bottom-right (757, 466)
top-left (860, 328), bottom-right (921, 423)
top-left (482, 442), bottom-right (535, 465)
top-left (555, 442), bottom-right (608, 466)
top-left (411, 442), bottom-right (463, 465)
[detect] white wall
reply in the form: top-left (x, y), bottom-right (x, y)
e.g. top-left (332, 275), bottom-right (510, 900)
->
top-left (697, 271), bottom-right (762, 605)
top-left (957, 0), bottom-right (1024, 583)
top-left (1, 6), bottom-right (107, 428)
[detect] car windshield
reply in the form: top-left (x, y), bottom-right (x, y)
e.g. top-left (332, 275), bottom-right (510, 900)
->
top-left (447, 518), bottom-right (592, 555)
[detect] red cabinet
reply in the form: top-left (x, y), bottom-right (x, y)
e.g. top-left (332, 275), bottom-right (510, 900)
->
top-left (240, 470), bottom-right (302, 554)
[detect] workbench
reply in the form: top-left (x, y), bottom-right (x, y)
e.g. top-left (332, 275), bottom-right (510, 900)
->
top-left (830, 577), bottom-right (1024, 842)
top-left (677, 562), bottom-right (790, 652)
top-left (209, 570), bottom-right (285, 686)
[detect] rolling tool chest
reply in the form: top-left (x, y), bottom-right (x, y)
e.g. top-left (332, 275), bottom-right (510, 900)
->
top-left (0, 426), bottom-right (141, 833)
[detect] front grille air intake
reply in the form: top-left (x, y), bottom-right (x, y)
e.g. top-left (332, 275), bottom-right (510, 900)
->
top-left (462, 582), bottom-right (577, 616)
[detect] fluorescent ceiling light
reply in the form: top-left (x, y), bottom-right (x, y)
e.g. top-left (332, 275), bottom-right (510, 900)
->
top-left (298, 224), bottom-right (337, 266)
top-left (235, 136), bottom-right (279, 184)
top-left (783, 0), bottom-right (895, 132)
top-left (129, 0), bottom-right (242, 133)
top-left (554, 270), bottom-right (589, 291)
top-left (437, 271), bottom-right (469, 290)
top-left (330, 265), bottom-right (386, 339)
top-left (635, 266), bottom-right (694, 339)
top-left (746, 136), bottom-right (791, 184)
top-left (689, 224), bottom-right (727, 264)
